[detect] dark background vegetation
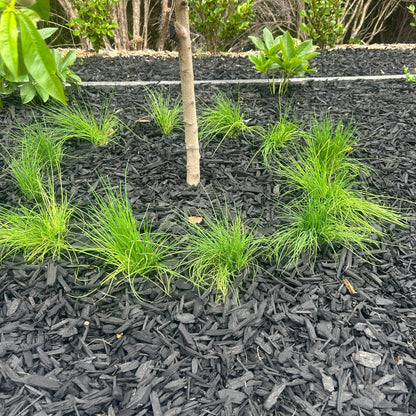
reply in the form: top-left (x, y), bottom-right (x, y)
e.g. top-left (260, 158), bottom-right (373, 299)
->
top-left (47, 0), bottom-right (416, 51)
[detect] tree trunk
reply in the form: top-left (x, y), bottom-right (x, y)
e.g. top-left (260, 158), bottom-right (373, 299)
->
top-left (113, 0), bottom-right (129, 49)
top-left (132, 0), bottom-right (143, 50)
top-left (143, 0), bottom-right (150, 49)
top-left (174, 0), bottom-right (200, 186)
top-left (158, 0), bottom-right (171, 51)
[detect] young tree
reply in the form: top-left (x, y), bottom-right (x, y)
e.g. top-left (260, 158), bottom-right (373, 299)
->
top-left (174, 0), bottom-right (200, 185)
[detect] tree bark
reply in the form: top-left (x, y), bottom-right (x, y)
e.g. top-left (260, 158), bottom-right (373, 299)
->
top-left (132, 0), bottom-right (143, 50)
top-left (174, 0), bottom-right (200, 186)
top-left (143, 0), bottom-right (150, 49)
top-left (158, 0), bottom-right (171, 51)
top-left (112, 0), bottom-right (129, 49)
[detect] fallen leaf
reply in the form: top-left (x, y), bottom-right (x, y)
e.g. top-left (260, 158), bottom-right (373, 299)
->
top-left (343, 279), bottom-right (357, 294)
top-left (188, 216), bottom-right (203, 224)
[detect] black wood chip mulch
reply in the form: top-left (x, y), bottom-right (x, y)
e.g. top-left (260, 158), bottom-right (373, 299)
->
top-left (71, 47), bottom-right (416, 81)
top-left (0, 49), bottom-right (415, 415)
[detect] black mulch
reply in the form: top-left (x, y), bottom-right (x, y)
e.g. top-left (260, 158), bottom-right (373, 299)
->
top-left (0, 49), bottom-right (415, 415)
top-left (71, 47), bottom-right (416, 81)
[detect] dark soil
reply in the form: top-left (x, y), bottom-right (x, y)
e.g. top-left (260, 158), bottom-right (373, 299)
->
top-left (0, 48), bottom-right (415, 416)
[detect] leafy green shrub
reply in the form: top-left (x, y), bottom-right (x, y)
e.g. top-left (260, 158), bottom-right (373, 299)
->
top-left (404, 65), bottom-right (416, 82)
top-left (189, 0), bottom-right (255, 52)
top-left (0, 0), bottom-right (78, 105)
top-left (181, 203), bottom-right (263, 302)
top-left (249, 29), bottom-right (319, 95)
top-left (300, 0), bottom-right (345, 49)
top-left (68, 0), bottom-right (120, 51)
top-left (144, 88), bottom-right (183, 135)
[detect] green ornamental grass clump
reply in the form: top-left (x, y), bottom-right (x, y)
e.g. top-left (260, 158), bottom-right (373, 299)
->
top-left (42, 96), bottom-right (120, 146)
top-left (82, 177), bottom-right (174, 298)
top-left (0, 183), bottom-right (75, 263)
top-left (10, 119), bottom-right (66, 169)
top-left (271, 114), bottom-right (406, 267)
top-left (257, 107), bottom-right (300, 167)
top-left (5, 118), bottom-right (66, 199)
top-left (7, 151), bottom-right (45, 200)
top-left (144, 88), bottom-right (183, 135)
top-left (199, 92), bottom-right (257, 151)
top-left (181, 202), bottom-right (263, 302)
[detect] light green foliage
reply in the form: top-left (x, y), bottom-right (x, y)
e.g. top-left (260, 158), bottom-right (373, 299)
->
top-left (303, 115), bottom-right (367, 177)
top-left (249, 29), bottom-right (319, 95)
top-left (404, 6), bottom-right (416, 81)
top-left (189, 0), bottom-right (255, 52)
top-left (42, 96), bottom-right (120, 146)
top-left (300, 0), bottom-right (345, 49)
top-left (0, 183), bottom-right (75, 262)
top-left (271, 115), bottom-right (405, 267)
top-left (258, 106), bottom-right (300, 167)
top-left (199, 92), bottom-right (256, 150)
top-left (182, 204), bottom-right (263, 302)
top-left (82, 178), bottom-right (174, 298)
top-left (144, 88), bottom-right (183, 135)
top-left (404, 65), bottom-right (416, 82)
top-left (68, 0), bottom-right (120, 51)
top-left (5, 118), bottom-right (65, 199)
top-left (408, 4), bottom-right (416, 27)
top-left (10, 119), bottom-right (66, 168)
top-left (0, 0), bottom-right (78, 105)
top-left (7, 150), bottom-right (45, 199)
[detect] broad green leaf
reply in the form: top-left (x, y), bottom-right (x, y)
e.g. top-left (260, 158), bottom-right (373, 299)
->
top-left (34, 82), bottom-right (50, 102)
top-left (0, 10), bottom-right (19, 78)
top-left (17, 10), bottom-right (66, 104)
top-left (16, 0), bottom-right (36, 6)
top-left (248, 35), bottom-right (265, 51)
top-left (0, 1), bottom-right (9, 8)
top-left (18, 7), bottom-right (40, 24)
top-left (281, 31), bottom-right (295, 62)
top-left (269, 42), bottom-right (281, 56)
top-left (20, 81), bottom-right (36, 103)
top-left (38, 27), bottom-right (58, 40)
top-left (263, 27), bottom-right (274, 50)
top-left (27, 0), bottom-right (50, 21)
top-left (61, 49), bottom-right (77, 69)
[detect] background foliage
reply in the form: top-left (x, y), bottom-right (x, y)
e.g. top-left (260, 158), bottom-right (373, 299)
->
top-left (13, 0), bottom-right (416, 52)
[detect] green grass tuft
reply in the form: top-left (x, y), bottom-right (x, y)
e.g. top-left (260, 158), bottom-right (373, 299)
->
top-left (181, 203), bottom-right (263, 302)
top-left (0, 184), bottom-right (75, 263)
top-left (10, 119), bottom-right (65, 168)
top-left (42, 95), bottom-right (120, 146)
top-left (82, 177), bottom-right (174, 298)
top-left (144, 88), bottom-right (183, 135)
top-left (271, 114), bottom-right (406, 268)
top-left (199, 92), bottom-right (257, 151)
top-left (258, 110), bottom-right (300, 167)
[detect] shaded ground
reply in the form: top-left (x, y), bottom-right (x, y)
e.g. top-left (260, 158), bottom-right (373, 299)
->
top-left (0, 48), bottom-right (415, 415)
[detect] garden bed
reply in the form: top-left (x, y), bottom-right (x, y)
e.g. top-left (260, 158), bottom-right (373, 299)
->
top-left (0, 47), bottom-right (415, 416)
